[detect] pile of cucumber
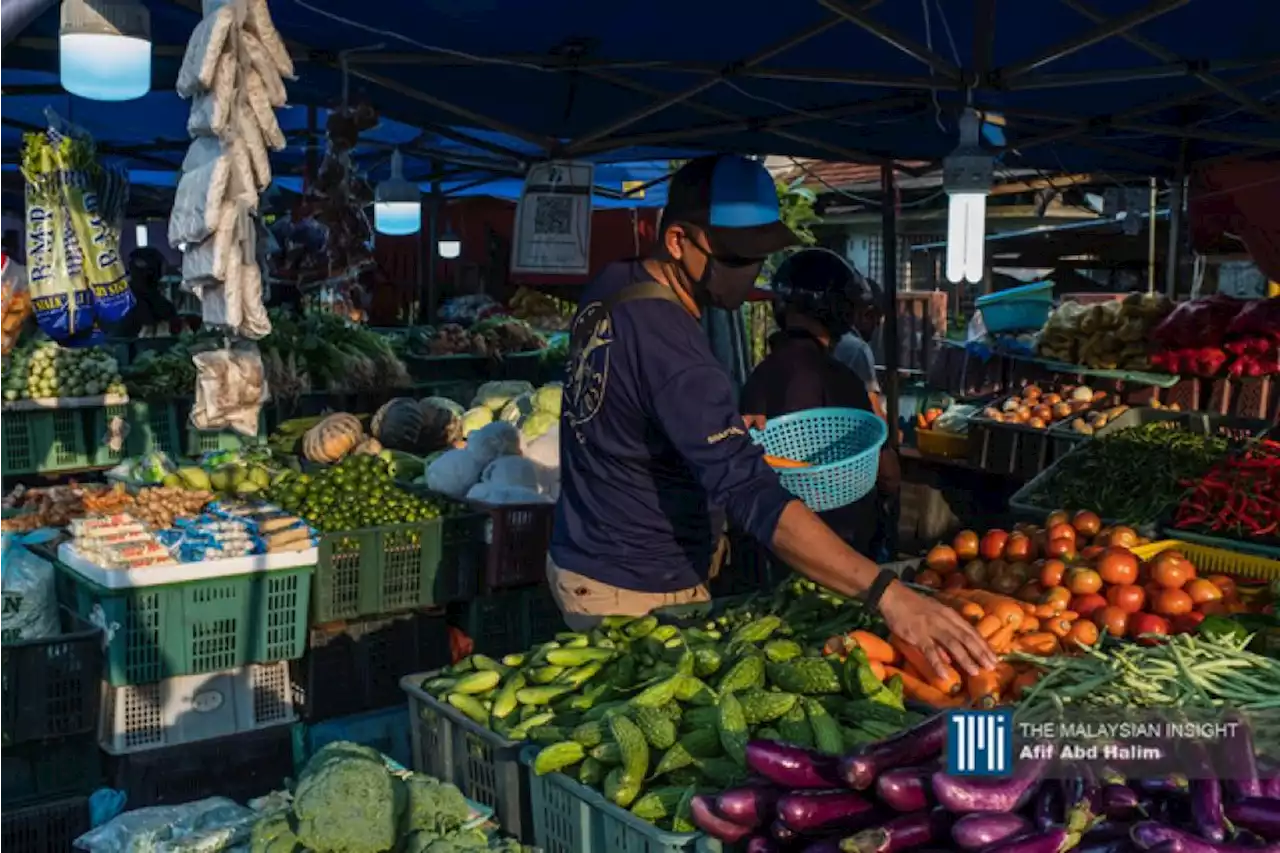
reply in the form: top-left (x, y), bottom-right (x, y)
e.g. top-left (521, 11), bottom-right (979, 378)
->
top-left (420, 592), bottom-right (920, 832)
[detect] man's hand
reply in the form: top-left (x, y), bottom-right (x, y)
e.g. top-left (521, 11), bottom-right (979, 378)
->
top-left (743, 414), bottom-right (766, 431)
top-left (877, 447), bottom-right (901, 495)
top-left (879, 581), bottom-right (997, 677)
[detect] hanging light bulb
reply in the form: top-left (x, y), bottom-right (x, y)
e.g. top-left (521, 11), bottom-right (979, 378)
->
top-left (60, 0), bottom-right (151, 101)
top-left (437, 222), bottom-right (461, 260)
top-left (943, 109), bottom-right (994, 284)
top-left (374, 150), bottom-right (421, 236)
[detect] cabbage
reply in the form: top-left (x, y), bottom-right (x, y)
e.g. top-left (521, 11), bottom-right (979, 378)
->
top-left (460, 406), bottom-right (493, 437)
top-left (521, 410), bottom-right (557, 441)
top-left (498, 393), bottom-right (536, 426)
top-left (532, 383), bottom-right (562, 418)
top-left (472, 381), bottom-right (535, 413)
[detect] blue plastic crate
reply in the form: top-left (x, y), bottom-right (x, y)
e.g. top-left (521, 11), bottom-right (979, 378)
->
top-left (304, 707), bottom-right (413, 769)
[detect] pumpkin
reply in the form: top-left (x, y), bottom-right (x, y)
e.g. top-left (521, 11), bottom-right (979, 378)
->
top-left (372, 397), bottom-right (430, 453)
top-left (353, 437), bottom-right (383, 456)
top-left (418, 397), bottom-right (463, 451)
top-left (303, 413), bottom-right (363, 463)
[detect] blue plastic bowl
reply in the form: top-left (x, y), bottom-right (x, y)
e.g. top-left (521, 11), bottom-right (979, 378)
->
top-left (979, 299), bottom-right (1053, 333)
top-left (752, 408), bottom-right (887, 511)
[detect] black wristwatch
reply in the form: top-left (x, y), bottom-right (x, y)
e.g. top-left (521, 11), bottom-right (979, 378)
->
top-left (863, 568), bottom-right (899, 611)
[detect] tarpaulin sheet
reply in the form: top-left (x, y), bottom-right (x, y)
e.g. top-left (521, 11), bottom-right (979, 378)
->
top-left (1190, 161), bottom-right (1280, 283)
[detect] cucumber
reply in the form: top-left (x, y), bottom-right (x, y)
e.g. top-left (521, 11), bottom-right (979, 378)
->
top-left (578, 756), bottom-right (605, 786)
top-left (516, 684), bottom-right (574, 705)
top-left (546, 647), bottom-right (614, 667)
top-left (533, 741), bottom-right (586, 775)
top-left (591, 742), bottom-right (622, 764)
top-left (446, 693), bottom-right (489, 725)
top-left (453, 670), bottom-right (501, 695)
top-left (491, 673), bottom-right (526, 720)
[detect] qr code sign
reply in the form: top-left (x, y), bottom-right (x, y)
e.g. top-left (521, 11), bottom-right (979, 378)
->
top-left (533, 196), bottom-right (574, 235)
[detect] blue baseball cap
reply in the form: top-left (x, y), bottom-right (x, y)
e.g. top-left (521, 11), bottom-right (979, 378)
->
top-left (662, 155), bottom-right (800, 259)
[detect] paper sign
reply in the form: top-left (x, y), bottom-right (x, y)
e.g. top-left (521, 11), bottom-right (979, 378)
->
top-left (511, 161), bottom-right (595, 276)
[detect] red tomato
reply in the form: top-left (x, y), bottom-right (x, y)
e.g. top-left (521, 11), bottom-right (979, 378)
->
top-left (1151, 557), bottom-right (1190, 590)
top-left (1047, 523), bottom-right (1077, 545)
top-left (1045, 538), bottom-right (1078, 561)
top-left (1106, 584), bottom-right (1146, 615)
top-left (980, 530), bottom-right (1010, 562)
top-left (1039, 559), bottom-right (1067, 588)
top-left (1097, 548), bottom-right (1140, 586)
top-left (1171, 611), bottom-right (1206, 634)
top-left (1153, 589), bottom-right (1194, 617)
top-left (1093, 606), bottom-right (1130, 638)
top-left (953, 530), bottom-right (980, 562)
top-left (1128, 612), bottom-right (1171, 645)
top-left (1185, 578), bottom-right (1223, 605)
top-left (1066, 568), bottom-right (1103, 596)
top-left (1070, 593), bottom-right (1108, 618)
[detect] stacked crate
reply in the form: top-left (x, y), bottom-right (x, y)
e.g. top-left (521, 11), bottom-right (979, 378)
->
top-left (51, 545), bottom-right (313, 809)
top-left (1, 612), bottom-right (103, 853)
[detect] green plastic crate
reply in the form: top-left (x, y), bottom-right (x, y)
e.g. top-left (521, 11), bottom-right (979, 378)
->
top-left (58, 565), bottom-right (313, 686)
top-left (403, 673), bottom-right (531, 841)
top-left (313, 520), bottom-right (446, 623)
top-left (520, 746), bottom-right (722, 853)
top-left (92, 403), bottom-right (130, 467)
top-left (127, 400), bottom-right (185, 456)
top-left (1, 408), bottom-right (92, 474)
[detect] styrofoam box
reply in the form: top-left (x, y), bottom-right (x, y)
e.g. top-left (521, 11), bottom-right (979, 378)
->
top-left (100, 662), bottom-right (295, 754)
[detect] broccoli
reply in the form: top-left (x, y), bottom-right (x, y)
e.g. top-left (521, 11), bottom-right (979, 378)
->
top-left (293, 742), bottom-right (406, 853)
top-left (250, 811), bottom-right (302, 853)
top-left (404, 829), bottom-right (490, 853)
top-left (401, 774), bottom-right (471, 836)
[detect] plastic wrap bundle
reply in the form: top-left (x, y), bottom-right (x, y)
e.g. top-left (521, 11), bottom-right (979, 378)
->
top-left (170, 0), bottom-right (292, 342)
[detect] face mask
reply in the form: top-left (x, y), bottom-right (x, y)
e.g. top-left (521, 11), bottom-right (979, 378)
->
top-left (680, 237), bottom-right (763, 311)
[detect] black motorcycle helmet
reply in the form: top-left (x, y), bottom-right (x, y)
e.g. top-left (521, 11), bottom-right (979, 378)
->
top-left (770, 247), bottom-right (879, 341)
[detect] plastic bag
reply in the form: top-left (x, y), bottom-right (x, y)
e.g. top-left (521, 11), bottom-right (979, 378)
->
top-left (168, 156), bottom-right (230, 247)
top-left (186, 53), bottom-right (236, 138)
top-left (1225, 297), bottom-right (1280, 342)
top-left (1152, 294), bottom-right (1245, 348)
top-left (238, 256), bottom-right (271, 338)
top-left (523, 423), bottom-right (560, 500)
top-left (1, 530), bottom-right (61, 643)
top-left (2, 254), bottom-right (32, 355)
top-left (190, 344), bottom-right (268, 435)
top-left (465, 421), bottom-right (520, 467)
top-left (425, 447), bottom-right (487, 499)
top-left (175, 6), bottom-right (235, 97)
top-left (75, 797), bottom-right (255, 853)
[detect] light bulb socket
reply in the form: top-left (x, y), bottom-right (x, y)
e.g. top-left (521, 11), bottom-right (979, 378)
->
top-left (376, 150), bottom-right (420, 204)
top-left (61, 0), bottom-right (149, 39)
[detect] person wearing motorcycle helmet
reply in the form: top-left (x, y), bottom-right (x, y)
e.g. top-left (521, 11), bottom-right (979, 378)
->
top-left (741, 247), bottom-right (901, 557)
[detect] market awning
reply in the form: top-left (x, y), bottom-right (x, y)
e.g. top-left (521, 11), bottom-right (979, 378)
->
top-left (5, 0), bottom-right (1277, 173)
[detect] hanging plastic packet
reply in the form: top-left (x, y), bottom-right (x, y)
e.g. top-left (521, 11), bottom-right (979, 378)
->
top-left (1, 252), bottom-right (33, 355)
top-left (190, 341), bottom-right (268, 435)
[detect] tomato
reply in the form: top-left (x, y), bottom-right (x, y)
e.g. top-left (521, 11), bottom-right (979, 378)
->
top-left (915, 569), bottom-right (943, 589)
top-left (1108, 526), bottom-right (1140, 549)
top-left (1151, 557), bottom-right (1190, 590)
top-left (1128, 613), bottom-right (1171, 645)
top-left (942, 572), bottom-right (968, 591)
top-left (953, 530), bottom-right (981, 562)
top-left (1106, 584), bottom-right (1146, 614)
top-left (1207, 574), bottom-right (1237, 601)
top-left (1066, 620), bottom-right (1099, 648)
top-left (1152, 588), bottom-right (1194, 617)
top-left (1198, 601), bottom-right (1230, 616)
top-left (1066, 568), bottom-right (1103, 596)
top-left (1093, 605), bottom-right (1130, 638)
top-left (1072, 510), bottom-right (1102, 538)
top-left (1045, 538), bottom-right (1078, 561)
top-left (1047, 523), bottom-right (1077, 545)
top-left (1041, 586), bottom-right (1072, 612)
top-left (1045, 510), bottom-right (1070, 529)
top-left (1185, 578), bottom-right (1223, 605)
top-left (1003, 533), bottom-right (1033, 562)
top-left (1070, 592), bottom-right (1108, 618)
top-left (980, 530), bottom-right (1010, 562)
top-left (1097, 548), bottom-right (1139, 586)
top-left (1018, 581), bottom-right (1045, 602)
top-left (926, 544), bottom-right (959, 575)
top-left (1171, 611), bottom-right (1206, 633)
top-left (1039, 558), bottom-right (1067, 588)
top-left (1080, 545), bottom-right (1106, 561)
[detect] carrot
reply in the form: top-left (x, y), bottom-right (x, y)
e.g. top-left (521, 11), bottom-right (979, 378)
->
top-left (966, 670), bottom-right (1003, 704)
top-left (1060, 610), bottom-right (1080, 622)
top-left (849, 631), bottom-right (898, 664)
top-left (1011, 670), bottom-right (1041, 699)
top-left (1018, 615), bottom-right (1040, 634)
top-left (764, 455), bottom-right (810, 469)
top-left (987, 623), bottom-right (1018, 654)
top-left (1044, 615), bottom-right (1074, 639)
top-left (890, 634), bottom-right (962, 696)
top-left (1012, 632), bottom-right (1060, 655)
top-left (1020, 601), bottom-right (1037, 615)
top-left (868, 661), bottom-right (887, 681)
top-left (991, 601), bottom-right (1026, 628)
top-left (896, 668), bottom-right (958, 708)
top-left (992, 662), bottom-right (1017, 693)
top-left (974, 614), bottom-right (1004, 639)
top-left (1033, 602), bottom-right (1063, 619)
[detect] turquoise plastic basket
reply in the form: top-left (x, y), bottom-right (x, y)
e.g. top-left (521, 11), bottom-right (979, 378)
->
top-left (751, 407), bottom-right (886, 511)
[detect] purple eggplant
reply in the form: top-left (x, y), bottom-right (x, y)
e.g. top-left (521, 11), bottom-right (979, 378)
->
top-left (801, 841), bottom-right (843, 853)
top-left (1222, 712), bottom-right (1262, 800)
top-left (840, 714), bottom-right (948, 791)
top-left (1076, 836), bottom-right (1136, 853)
top-left (1226, 798), bottom-right (1280, 841)
top-left (1138, 776), bottom-right (1189, 796)
top-left (1232, 829), bottom-right (1269, 848)
top-left (1033, 783), bottom-right (1064, 831)
top-left (1258, 760), bottom-right (1280, 800)
top-left (876, 766), bottom-right (935, 813)
top-left (950, 813), bottom-right (1031, 850)
top-left (777, 790), bottom-right (877, 835)
top-left (716, 785), bottom-right (780, 829)
top-left (747, 741), bottom-right (843, 790)
top-left (974, 829), bottom-right (1068, 853)
top-left (1102, 784), bottom-right (1143, 821)
top-left (1191, 779), bottom-right (1228, 843)
top-left (690, 795), bottom-right (755, 843)
top-left (1082, 822), bottom-right (1136, 844)
top-left (1130, 821), bottom-right (1280, 852)
top-left (931, 758), bottom-right (1046, 814)
top-left (746, 837), bottom-right (781, 853)
top-left (1062, 775), bottom-right (1101, 832)
top-left (771, 820), bottom-right (800, 844)
top-left (840, 808), bottom-right (951, 853)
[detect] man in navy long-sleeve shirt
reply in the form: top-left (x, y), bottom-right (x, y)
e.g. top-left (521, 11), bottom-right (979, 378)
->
top-left (551, 156), bottom-right (994, 679)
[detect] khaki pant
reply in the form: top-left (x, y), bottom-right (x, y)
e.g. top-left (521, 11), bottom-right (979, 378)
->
top-left (546, 538), bottom-right (726, 631)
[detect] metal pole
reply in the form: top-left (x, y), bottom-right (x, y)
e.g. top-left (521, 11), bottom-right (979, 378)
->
top-left (881, 164), bottom-right (900, 450)
top-left (426, 160), bottom-right (440, 325)
top-left (1147, 177), bottom-right (1158, 294)
top-left (304, 105), bottom-right (318, 193)
top-left (1165, 140), bottom-right (1189, 298)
